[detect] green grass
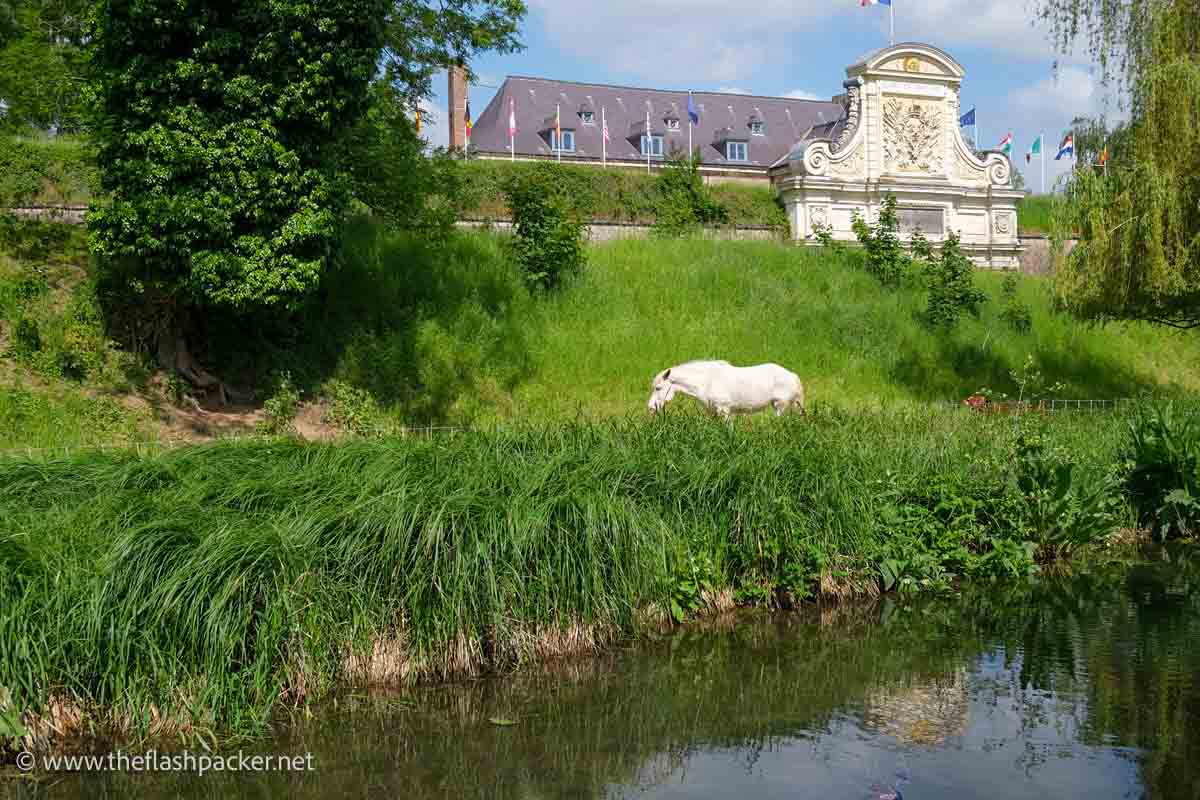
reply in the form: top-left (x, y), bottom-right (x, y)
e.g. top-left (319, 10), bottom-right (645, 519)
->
top-left (1016, 195), bottom-right (1058, 235)
top-left (0, 407), bottom-right (1141, 748)
top-left (5, 221), bottom-right (1200, 450)
top-left (492, 237), bottom-right (1200, 423)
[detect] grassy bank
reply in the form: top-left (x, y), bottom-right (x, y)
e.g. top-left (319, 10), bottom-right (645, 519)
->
top-left (0, 407), bottom-right (1143, 750)
top-left (5, 221), bottom-right (1200, 449)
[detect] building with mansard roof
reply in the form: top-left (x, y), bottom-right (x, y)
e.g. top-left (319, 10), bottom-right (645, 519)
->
top-left (455, 42), bottom-right (1023, 269)
top-left (461, 71), bottom-right (844, 183)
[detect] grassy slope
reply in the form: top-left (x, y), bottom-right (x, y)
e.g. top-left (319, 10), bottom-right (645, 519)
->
top-left (495, 237), bottom-right (1200, 422)
top-left (3, 226), bottom-right (1200, 449)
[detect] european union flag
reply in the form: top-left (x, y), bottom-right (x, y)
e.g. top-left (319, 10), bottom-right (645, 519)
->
top-left (959, 107), bottom-right (975, 127)
top-left (687, 92), bottom-right (699, 125)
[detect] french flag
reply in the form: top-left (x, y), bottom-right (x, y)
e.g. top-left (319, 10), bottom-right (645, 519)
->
top-left (861, 0), bottom-right (891, 5)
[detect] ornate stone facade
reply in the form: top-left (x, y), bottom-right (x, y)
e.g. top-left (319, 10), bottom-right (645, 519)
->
top-left (770, 42), bottom-right (1024, 270)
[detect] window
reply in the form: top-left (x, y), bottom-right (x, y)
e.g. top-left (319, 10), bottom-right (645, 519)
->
top-left (640, 134), bottom-right (664, 157)
top-left (749, 121), bottom-right (765, 136)
top-left (552, 129), bottom-right (575, 152)
top-left (726, 140), bottom-right (748, 161)
top-left (666, 118), bottom-right (681, 131)
top-left (580, 111), bottom-right (595, 125)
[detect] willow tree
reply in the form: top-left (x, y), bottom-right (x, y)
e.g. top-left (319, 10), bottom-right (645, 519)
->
top-left (1043, 0), bottom-right (1200, 328)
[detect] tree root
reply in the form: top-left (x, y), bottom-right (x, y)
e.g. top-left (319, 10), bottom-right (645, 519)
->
top-left (157, 328), bottom-right (253, 407)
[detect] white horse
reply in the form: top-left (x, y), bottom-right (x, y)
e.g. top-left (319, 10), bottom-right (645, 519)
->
top-left (647, 360), bottom-right (806, 420)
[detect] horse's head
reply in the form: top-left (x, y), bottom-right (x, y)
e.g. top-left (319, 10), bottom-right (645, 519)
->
top-left (648, 368), bottom-right (675, 414)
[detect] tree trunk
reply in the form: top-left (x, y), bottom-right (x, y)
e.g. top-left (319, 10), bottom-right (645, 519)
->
top-left (155, 305), bottom-right (253, 406)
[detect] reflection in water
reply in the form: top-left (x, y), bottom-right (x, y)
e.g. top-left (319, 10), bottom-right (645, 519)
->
top-left (7, 549), bottom-right (1199, 800)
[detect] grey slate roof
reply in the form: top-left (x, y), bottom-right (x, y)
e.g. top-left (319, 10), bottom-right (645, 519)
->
top-left (469, 76), bottom-right (846, 171)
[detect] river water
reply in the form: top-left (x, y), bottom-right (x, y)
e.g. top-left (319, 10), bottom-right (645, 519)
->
top-left (7, 550), bottom-right (1200, 800)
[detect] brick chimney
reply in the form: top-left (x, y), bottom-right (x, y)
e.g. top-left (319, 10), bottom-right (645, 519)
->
top-left (448, 64), bottom-right (467, 150)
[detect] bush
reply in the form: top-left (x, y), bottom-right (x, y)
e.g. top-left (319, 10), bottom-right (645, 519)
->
top-left (922, 232), bottom-right (987, 330)
top-left (504, 163), bottom-right (587, 291)
top-left (1000, 273), bottom-right (1033, 333)
top-left (652, 152), bottom-right (728, 237)
top-left (258, 372), bottom-right (301, 435)
top-left (1125, 402), bottom-right (1200, 539)
top-left (851, 194), bottom-right (907, 288)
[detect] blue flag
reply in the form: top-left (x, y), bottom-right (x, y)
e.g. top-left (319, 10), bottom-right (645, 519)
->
top-left (687, 92), bottom-right (699, 125)
top-left (959, 107), bottom-right (975, 127)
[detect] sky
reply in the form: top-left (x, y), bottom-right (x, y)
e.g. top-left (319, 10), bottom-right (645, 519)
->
top-left (422, 0), bottom-right (1124, 193)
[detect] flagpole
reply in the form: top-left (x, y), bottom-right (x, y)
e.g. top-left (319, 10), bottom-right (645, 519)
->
top-left (509, 97), bottom-right (515, 161)
top-left (646, 109), bottom-right (651, 174)
top-left (1040, 131), bottom-right (1045, 194)
top-left (556, 103), bottom-right (561, 162)
top-left (602, 107), bottom-right (607, 168)
top-left (687, 92), bottom-right (693, 159)
top-left (889, 1), bottom-right (894, 45)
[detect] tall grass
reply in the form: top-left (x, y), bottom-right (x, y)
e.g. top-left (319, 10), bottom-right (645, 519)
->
top-left (0, 408), bottom-right (1137, 747)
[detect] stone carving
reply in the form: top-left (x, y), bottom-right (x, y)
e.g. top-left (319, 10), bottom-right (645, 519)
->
top-left (832, 80), bottom-right (861, 153)
top-left (829, 143), bottom-right (865, 178)
top-left (987, 158), bottom-right (1010, 186)
top-left (955, 154), bottom-right (987, 183)
top-left (882, 97), bottom-right (942, 174)
top-left (803, 145), bottom-right (829, 175)
top-left (993, 212), bottom-right (1014, 235)
top-left (809, 205), bottom-right (829, 229)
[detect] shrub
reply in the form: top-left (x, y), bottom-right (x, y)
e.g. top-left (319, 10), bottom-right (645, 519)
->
top-left (504, 163), bottom-right (587, 291)
top-left (922, 232), bottom-right (987, 330)
top-left (258, 372), bottom-right (301, 435)
top-left (652, 152), bottom-right (728, 237)
top-left (1000, 273), bottom-right (1033, 333)
top-left (851, 194), bottom-right (907, 287)
top-left (1125, 402), bottom-right (1200, 539)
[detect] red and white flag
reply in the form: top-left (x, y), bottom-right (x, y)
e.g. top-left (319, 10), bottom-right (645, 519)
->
top-left (507, 97), bottom-right (517, 138)
top-left (602, 108), bottom-right (610, 143)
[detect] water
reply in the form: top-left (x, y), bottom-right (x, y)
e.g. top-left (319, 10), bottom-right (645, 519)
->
top-left (8, 551), bottom-right (1200, 799)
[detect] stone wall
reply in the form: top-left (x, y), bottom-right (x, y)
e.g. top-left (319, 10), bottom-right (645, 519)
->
top-left (456, 219), bottom-right (781, 242)
top-left (1018, 234), bottom-right (1077, 276)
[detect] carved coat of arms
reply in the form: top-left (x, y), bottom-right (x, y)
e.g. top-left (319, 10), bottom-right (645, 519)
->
top-left (882, 98), bottom-right (942, 173)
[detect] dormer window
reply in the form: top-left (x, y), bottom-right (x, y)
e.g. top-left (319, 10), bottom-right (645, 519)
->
top-left (749, 121), bottom-right (765, 136)
top-left (551, 129), bottom-right (576, 152)
top-left (580, 110), bottom-right (595, 125)
top-left (641, 134), bottom-right (664, 157)
top-left (726, 140), bottom-right (748, 162)
top-left (666, 118), bottom-right (681, 131)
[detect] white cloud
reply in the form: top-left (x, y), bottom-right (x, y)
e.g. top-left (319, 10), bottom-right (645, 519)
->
top-left (528, 0), bottom-right (1084, 84)
top-left (1011, 65), bottom-right (1097, 116)
top-left (784, 89), bottom-right (824, 101)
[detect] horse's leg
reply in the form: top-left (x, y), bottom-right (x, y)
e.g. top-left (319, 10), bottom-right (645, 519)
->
top-left (773, 399), bottom-right (786, 417)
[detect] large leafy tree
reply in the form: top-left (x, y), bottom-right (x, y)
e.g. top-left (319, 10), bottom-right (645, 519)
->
top-left (1043, 0), bottom-right (1200, 328)
top-left (87, 0), bottom-right (525, 399)
top-left (0, 0), bottom-right (89, 132)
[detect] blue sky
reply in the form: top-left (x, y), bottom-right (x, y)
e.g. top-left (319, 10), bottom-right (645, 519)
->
top-left (421, 0), bottom-right (1122, 193)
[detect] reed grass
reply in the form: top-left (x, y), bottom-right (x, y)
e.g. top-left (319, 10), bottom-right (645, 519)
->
top-left (0, 408), bottom-right (1136, 748)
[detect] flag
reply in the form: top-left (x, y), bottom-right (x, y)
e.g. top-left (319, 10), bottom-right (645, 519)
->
top-left (555, 104), bottom-right (561, 150)
top-left (860, 0), bottom-right (891, 5)
top-left (414, 107), bottom-right (422, 134)
top-left (1025, 133), bottom-right (1041, 163)
top-left (507, 97), bottom-right (517, 138)
top-left (958, 107), bottom-right (975, 127)
top-left (602, 109), bottom-right (610, 143)
top-left (1055, 133), bottom-right (1073, 160)
top-left (1099, 145), bottom-right (1108, 165)
top-left (465, 100), bottom-right (472, 141)
top-left (997, 132), bottom-right (1013, 155)
top-left (687, 92), bottom-right (699, 125)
